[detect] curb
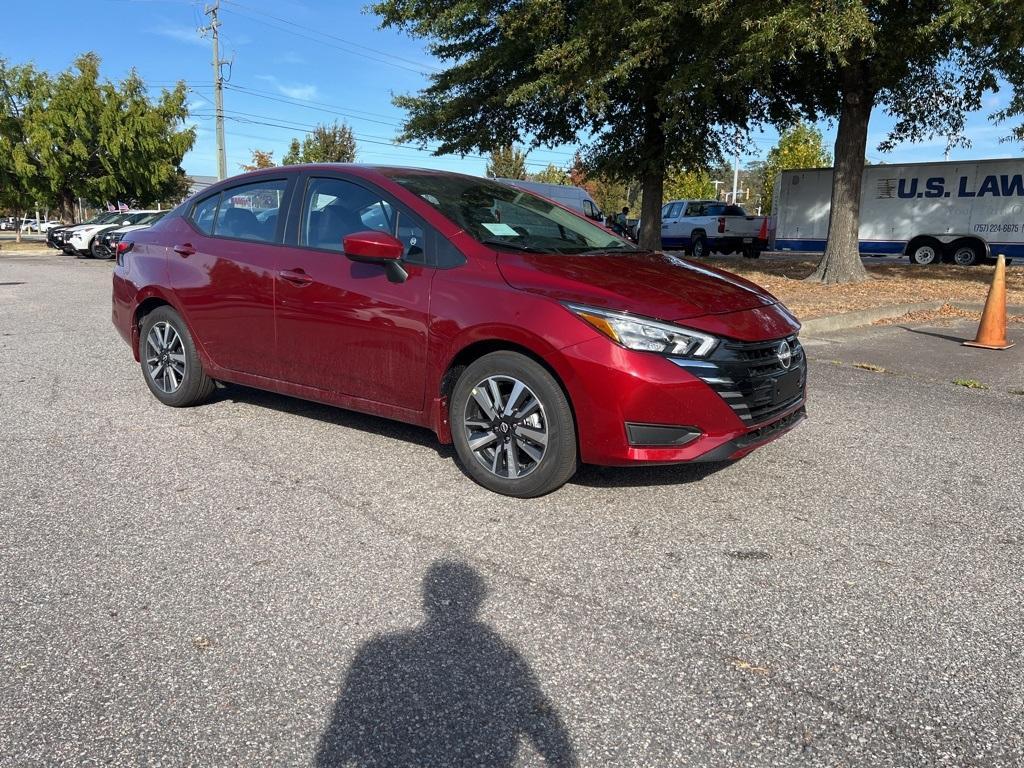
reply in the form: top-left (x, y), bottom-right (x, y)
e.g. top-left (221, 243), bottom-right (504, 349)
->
top-left (800, 301), bottom-right (1024, 336)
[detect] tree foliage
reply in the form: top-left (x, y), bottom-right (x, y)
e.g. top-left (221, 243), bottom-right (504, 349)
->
top-left (0, 53), bottom-right (193, 221)
top-left (372, 0), bottom-right (778, 249)
top-left (716, 0), bottom-right (1024, 282)
top-left (485, 145), bottom-right (528, 179)
top-left (283, 121), bottom-right (357, 164)
top-left (758, 123), bottom-right (832, 214)
top-left (240, 148), bottom-right (276, 171)
top-left (663, 169), bottom-right (718, 202)
top-left (528, 163), bottom-right (569, 185)
top-left (0, 60), bottom-right (47, 238)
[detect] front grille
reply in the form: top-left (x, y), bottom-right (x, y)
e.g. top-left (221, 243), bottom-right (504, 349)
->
top-left (673, 335), bottom-right (806, 425)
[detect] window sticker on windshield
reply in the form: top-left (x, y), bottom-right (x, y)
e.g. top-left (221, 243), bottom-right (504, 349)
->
top-left (481, 222), bottom-right (518, 236)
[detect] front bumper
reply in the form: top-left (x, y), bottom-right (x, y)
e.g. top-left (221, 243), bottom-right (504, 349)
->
top-left (559, 333), bottom-right (807, 466)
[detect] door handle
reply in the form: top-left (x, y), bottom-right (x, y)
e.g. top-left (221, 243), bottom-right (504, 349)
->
top-left (173, 243), bottom-right (195, 257)
top-left (279, 268), bottom-right (313, 286)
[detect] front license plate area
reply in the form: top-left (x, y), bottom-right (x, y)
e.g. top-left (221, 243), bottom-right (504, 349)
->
top-left (774, 368), bottom-right (802, 402)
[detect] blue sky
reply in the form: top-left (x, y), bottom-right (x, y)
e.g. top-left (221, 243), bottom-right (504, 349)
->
top-left (9, 0), bottom-right (1023, 179)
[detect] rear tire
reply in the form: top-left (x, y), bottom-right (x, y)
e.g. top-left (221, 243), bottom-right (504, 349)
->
top-left (450, 351), bottom-right (577, 497)
top-left (138, 306), bottom-right (215, 407)
top-left (742, 246), bottom-right (761, 259)
top-left (690, 233), bottom-right (709, 259)
top-left (951, 242), bottom-right (981, 267)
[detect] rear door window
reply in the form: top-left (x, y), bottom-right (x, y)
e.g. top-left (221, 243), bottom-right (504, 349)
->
top-left (217, 180), bottom-right (288, 242)
top-left (190, 194), bottom-right (220, 235)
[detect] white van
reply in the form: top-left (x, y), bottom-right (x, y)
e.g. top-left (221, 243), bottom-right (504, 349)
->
top-left (494, 178), bottom-right (604, 222)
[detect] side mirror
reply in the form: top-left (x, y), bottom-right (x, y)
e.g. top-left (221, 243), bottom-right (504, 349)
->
top-left (342, 230), bottom-right (408, 283)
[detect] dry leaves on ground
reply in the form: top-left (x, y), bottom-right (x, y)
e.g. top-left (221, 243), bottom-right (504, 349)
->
top-left (695, 257), bottom-right (1024, 320)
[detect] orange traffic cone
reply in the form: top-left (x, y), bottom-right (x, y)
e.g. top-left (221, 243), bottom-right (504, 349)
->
top-left (963, 254), bottom-right (1015, 350)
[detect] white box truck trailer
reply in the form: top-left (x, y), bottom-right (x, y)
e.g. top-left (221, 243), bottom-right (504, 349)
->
top-left (772, 158), bottom-right (1024, 266)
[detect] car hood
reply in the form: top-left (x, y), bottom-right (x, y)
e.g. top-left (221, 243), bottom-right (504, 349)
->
top-left (496, 250), bottom-right (777, 321)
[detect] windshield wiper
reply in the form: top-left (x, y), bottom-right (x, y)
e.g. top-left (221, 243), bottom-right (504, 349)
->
top-left (479, 238), bottom-right (555, 254)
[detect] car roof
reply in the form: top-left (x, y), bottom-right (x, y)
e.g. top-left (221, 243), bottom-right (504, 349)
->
top-left (206, 163), bottom-right (495, 187)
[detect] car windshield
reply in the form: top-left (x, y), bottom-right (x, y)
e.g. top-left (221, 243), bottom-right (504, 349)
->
top-left (136, 212), bottom-right (166, 225)
top-left (385, 172), bottom-right (636, 254)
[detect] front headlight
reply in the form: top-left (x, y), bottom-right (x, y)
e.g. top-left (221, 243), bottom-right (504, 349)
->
top-left (565, 303), bottom-right (718, 357)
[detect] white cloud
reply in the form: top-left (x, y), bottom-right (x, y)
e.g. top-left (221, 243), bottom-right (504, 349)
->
top-left (256, 74), bottom-right (318, 101)
top-left (153, 22), bottom-right (207, 48)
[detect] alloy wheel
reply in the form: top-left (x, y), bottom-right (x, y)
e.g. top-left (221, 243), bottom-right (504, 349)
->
top-left (145, 321), bottom-right (186, 393)
top-left (462, 375), bottom-right (548, 479)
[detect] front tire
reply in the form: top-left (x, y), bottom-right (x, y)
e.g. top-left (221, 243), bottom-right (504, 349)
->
top-left (90, 239), bottom-right (109, 260)
top-left (450, 351), bottom-right (577, 497)
top-left (138, 306), bottom-right (215, 407)
top-left (909, 242), bottom-right (940, 265)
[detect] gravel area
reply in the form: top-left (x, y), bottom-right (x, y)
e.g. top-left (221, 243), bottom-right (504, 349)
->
top-left (2, 251), bottom-right (1022, 766)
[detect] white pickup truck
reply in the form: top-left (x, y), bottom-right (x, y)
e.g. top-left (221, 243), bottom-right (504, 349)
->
top-left (660, 200), bottom-right (768, 258)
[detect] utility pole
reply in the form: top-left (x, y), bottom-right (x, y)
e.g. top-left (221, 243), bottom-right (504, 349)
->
top-left (731, 135), bottom-right (740, 204)
top-left (201, 1), bottom-right (228, 180)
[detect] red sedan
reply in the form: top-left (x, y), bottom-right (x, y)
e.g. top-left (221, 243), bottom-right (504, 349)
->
top-left (112, 165), bottom-right (805, 496)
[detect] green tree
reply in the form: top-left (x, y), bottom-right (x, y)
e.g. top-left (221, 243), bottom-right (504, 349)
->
top-left (283, 121), bottom-right (356, 164)
top-left (722, 0), bottom-right (1024, 282)
top-left (529, 163), bottom-right (569, 185)
top-left (758, 123), bottom-right (831, 214)
top-left (485, 145), bottom-right (529, 179)
top-left (240, 148), bottom-right (276, 171)
top-left (94, 70), bottom-right (194, 207)
top-left (372, 0), bottom-right (775, 250)
top-left (663, 168), bottom-right (718, 202)
top-left (0, 60), bottom-right (50, 241)
top-left (13, 54), bottom-right (193, 219)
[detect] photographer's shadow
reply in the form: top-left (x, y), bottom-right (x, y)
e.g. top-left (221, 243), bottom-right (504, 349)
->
top-left (315, 561), bottom-right (577, 767)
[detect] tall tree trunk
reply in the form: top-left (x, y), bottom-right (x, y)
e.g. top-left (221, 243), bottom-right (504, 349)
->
top-left (60, 191), bottom-right (76, 224)
top-left (638, 169), bottom-right (664, 250)
top-left (638, 98), bottom-right (666, 251)
top-left (809, 71), bottom-right (873, 284)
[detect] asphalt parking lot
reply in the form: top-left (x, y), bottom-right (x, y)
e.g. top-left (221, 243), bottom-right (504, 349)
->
top-left (2, 250), bottom-right (1022, 766)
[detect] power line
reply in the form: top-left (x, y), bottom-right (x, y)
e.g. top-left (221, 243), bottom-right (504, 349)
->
top-left (218, 1), bottom-right (436, 76)
top-left (191, 110), bottom-right (560, 168)
top-left (221, 0), bottom-right (440, 72)
top-left (218, 83), bottom-right (578, 160)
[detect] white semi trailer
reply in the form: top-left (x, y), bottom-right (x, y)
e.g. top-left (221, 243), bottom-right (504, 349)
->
top-left (772, 158), bottom-right (1024, 265)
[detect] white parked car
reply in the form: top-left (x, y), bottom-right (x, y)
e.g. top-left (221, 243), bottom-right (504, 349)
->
top-left (66, 211), bottom-right (158, 258)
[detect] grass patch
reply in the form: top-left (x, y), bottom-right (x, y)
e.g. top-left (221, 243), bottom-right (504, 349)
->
top-left (952, 378), bottom-right (988, 389)
top-left (853, 362), bottom-right (887, 373)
